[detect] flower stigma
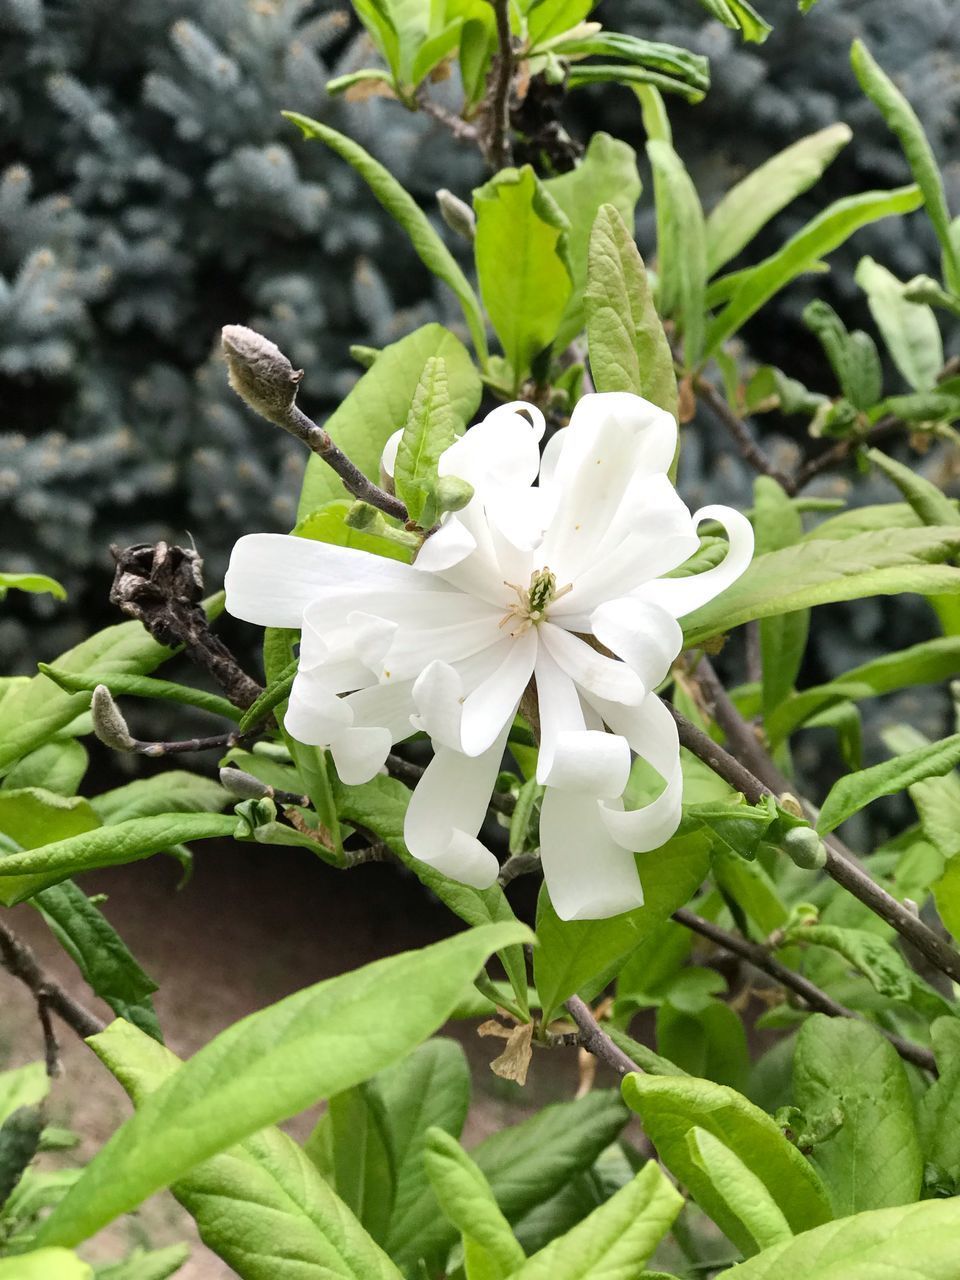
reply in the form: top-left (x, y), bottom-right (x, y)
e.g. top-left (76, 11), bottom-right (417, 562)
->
top-left (500, 566), bottom-right (572, 636)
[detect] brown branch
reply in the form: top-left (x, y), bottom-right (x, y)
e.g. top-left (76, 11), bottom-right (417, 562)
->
top-left (222, 326), bottom-right (408, 523)
top-left (0, 918), bottom-right (105, 1043)
top-left (673, 908), bottom-right (937, 1074)
top-left (668, 698), bottom-right (960, 988)
top-left (694, 376), bottom-right (793, 489)
top-left (418, 94), bottom-right (479, 142)
top-left (789, 414), bottom-right (901, 494)
top-left (487, 0), bottom-right (513, 170)
top-left (563, 996), bottom-right (642, 1077)
top-left (110, 541), bottom-right (263, 710)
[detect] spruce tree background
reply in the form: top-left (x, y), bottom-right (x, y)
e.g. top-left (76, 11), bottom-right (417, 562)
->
top-left (1, 0), bottom-right (957, 671)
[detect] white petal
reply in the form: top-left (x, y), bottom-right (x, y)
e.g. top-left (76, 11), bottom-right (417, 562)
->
top-left (330, 726), bottom-right (393, 785)
top-left (345, 679), bottom-right (417, 742)
top-left (373, 613), bottom-right (506, 683)
top-left (413, 518), bottom-right (478, 573)
top-left (225, 533), bottom-right (427, 629)
top-left (557, 392), bottom-right (677, 484)
top-left (403, 725), bottom-right (510, 889)
top-left (632, 504), bottom-right (754, 620)
top-left (283, 668), bottom-right (353, 746)
top-left (534, 646), bottom-right (630, 797)
top-left (439, 400), bottom-right (545, 494)
top-left (539, 787), bottom-right (645, 921)
top-left (411, 660), bottom-right (464, 750)
top-left (589, 598), bottom-right (683, 691)
top-left (460, 629), bottom-right (536, 757)
top-left (540, 623), bottom-right (645, 706)
top-left (380, 428), bottom-right (403, 480)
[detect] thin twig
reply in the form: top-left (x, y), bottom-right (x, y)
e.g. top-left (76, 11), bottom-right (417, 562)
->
top-left (564, 995), bottom-right (642, 1077)
top-left (694, 376), bottom-right (792, 489)
top-left (789, 414), bottom-right (900, 494)
top-left (673, 908), bottom-right (937, 1074)
top-left (487, 0), bottom-right (513, 170)
top-left (418, 94), bottom-right (479, 142)
top-left (668, 699), bottom-right (960, 987)
top-left (0, 918), bottom-right (105, 1042)
top-left (36, 990), bottom-right (62, 1077)
top-left (498, 852), bottom-right (541, 886)
top-left (126, 729), bottom-right (253, 758)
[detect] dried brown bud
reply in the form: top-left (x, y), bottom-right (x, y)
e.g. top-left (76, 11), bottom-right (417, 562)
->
top-left (221, 324), bottom-right (303, 423)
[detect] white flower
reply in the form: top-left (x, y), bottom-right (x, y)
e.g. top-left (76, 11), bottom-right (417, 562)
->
top-left (225, 392), bottom-right (753, 921)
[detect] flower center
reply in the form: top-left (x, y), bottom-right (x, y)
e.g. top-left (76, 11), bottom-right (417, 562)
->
top-left (499, 567), bottom-right (572, 637)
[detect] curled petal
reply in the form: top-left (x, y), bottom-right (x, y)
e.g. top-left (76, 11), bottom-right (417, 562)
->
top-left (283, 667), bottom-right (353, 746)
top-left (380, 428), bottom-right (403, 480)
top-left (589, 598), bottom-right (682, 691)
top-left (534, 646), bottom-right (630, 797)
top-left (540, 787), bottom-right (645, 921)
top-left (412, 660), bottom-right (464, 750)
top-left (460, 629), bottom-right (537, 757)
top-left (225, 533), bottom-right (426, 629)
top-left (632, 504), bottom-right (755, 620)
top-left (540, 623), bottom-right (645, 706)
top-left (403, 725), bottom-right (510, 889)
top-left (330, 726), bottom-right (393, 785)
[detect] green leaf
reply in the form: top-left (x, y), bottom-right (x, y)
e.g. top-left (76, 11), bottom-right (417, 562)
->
top-left (803, 300), bottom-right (882, 410)
top-left (793, 1015), bottom-right (922, 1216)
top-left (918, 1017), bottom-right (960, 1185)
top-left (37, 665), bottom-right (241, 724)
top-left (473, 166), bottom-right (572, 387)
top-left (0, 571), bottom-right (66, 601)
top-left (647, 139), bottom-right (707, 367)
top-left (423, 1128), bottom-right (525, 1280)
top-left (867, 447), bottom-right (960, 528)
top-left (331, 772), bottom-right (529, 1017)
top-left (295, 501), bottom-right (415, 564)
top-left (380, 1039), bottom-right (472, 1271)
top-left (0, 1252), bottom-right (91, 1279)
top-left (705, 185), bottom-right (923, 355)
top-left (33, 880), bottom-right (161, 1039)
top-left (852, 41), bottom-right (960, 295)
top-left (622, 1074), bottom-right (832, 1253)
top-left (284, 114), bottom-right (487, 359)
top-left (237, 658), bottom-right (298, 734)
top-left (681, 525), bottom-right (960, 648)
top-left (694, 0), bottom-right (771, 42)
top-left (0, 787), bottom-right (100, 848)
top-left (324, 1083), bottom-right (395, 1244)
top-left (533, 830), bottom-right (711, 1023)
top-left (753, 476), bottom-right (808, 720)
top-left (90, 772), bottom-right (231, 825)
top-left (685, 1126), bottom-right (792, 1253)
top-left (817, 732), bottom-right (960, 835)
top-left (0, 1063), bottom-right (47, 1125)
top-left (855, 257), bottom-right (943, 392)
top-left (2, 740), bottom-right (88, 797)
top-left (0, 620), bottom-right (178, 776)
top-left (89, 1019), bottom-right (404, 1280)
top-left (767, 635), bottom-right (960, 746)
top-left (657, 998), bottom-right (749, 1091)
top-left (0, 1106), bottom-right (44, 1210)
top-left (36, 922), bottom-right (530, 1248)
top-left (93, 1245), bottom-right (189, 1280)
top-left (544, 134), bottom-right (642, 350)
top-left (0, 809), bottom-right (237, 905)
top-left (786, 923), bottom-right (915, 1003)
top-left (585, 203), bottom-right (678, 419)
top-left (297, 324), bottom-right (481, 520)
top-left (394, 355), bottom-right (458, 523)
top-left (706, 124), bottom-right (852, 276)
top-left (507, 1162), bottom-right (682, 1280)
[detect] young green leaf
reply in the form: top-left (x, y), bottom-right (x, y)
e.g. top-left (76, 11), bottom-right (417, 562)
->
top-left (685, 1126), bottom-right (793, 1253)
top-left (753, 476), bottom-right (808, 720)
top-left (284, 114), bottom-right (487, 359)
top-left (297, 324), bottom-right (481, 520)
top-left (715, 1199), bottom-right (960, 1278)
top-left (681, 525), bottom-right (960, 648)
top-left (622, 1074), bottom-right (832, 1253)
top-left (0, 807), bottom-right (238, 905)
top-left (706, 185), bottom-right (923, 354)
top-left (507, 1162), bottom-right (682, 1280)
top-left (544, 134), bottom-right (642, 350)
top-left (0, 571), bottom-right (66, 600)
top-left (321, 1083), bottom-right (395, 1244)
top-left (706, 124), bottom-right (852, 276)
top-left (473, 166), bottom-right (572, 388)
top-left (817, 732), bottom-right (960, 835)
top-left (867, 447), bottom-right (960, 528)
top-left (851, 40), bottom-right (960, 295)
top-left (1, 740), bottom-right (88, 797)
top-left (37, 665), bottom-right (241, 724)
top-left (533, 830), bottom-right (711, 1023)
top-left (0, 1252), bottom-right (92, 1279)
top-left (855, 257), bottom-right (943, 391)
top-left (793, 1015), bottom-right (922, 1216)
top-left (647, 139), bottom-right (707, 367)
top-left (585, 203), bottom-right (678, 419)
top-left (237, 658), bottom-right (298, 733)
top-left (694, 0), bottom-right (771, 42)
top-left (394, 356), bottom-right (458, 523)
top-left (89, 1019), bottom-right (404, 1280)
top-left (0, 1063), bottom-right (48, 1126)
top-left (91, 1245), bottom-right (189, 1280)
top-left (90, 772), bottom-right (230, 825)
top-left (37, 922), bottom-right (530, 1248)
top-left (423, 1128), bottom-right (525, 1280)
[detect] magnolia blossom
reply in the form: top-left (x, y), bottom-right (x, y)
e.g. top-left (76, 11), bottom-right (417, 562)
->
top-left (225, 393), bottom-right (753, 920)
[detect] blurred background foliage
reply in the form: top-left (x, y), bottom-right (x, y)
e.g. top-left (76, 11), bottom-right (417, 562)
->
top-left (1, 0), bottom-right (957, 792)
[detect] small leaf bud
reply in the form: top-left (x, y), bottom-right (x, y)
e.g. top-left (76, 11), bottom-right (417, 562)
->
top-left (436, 189), bottom-right (476, 241)
top-left (219, 766), bottom-right (271, 801)
top-left (784, 826), bottom-right (827, 870)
